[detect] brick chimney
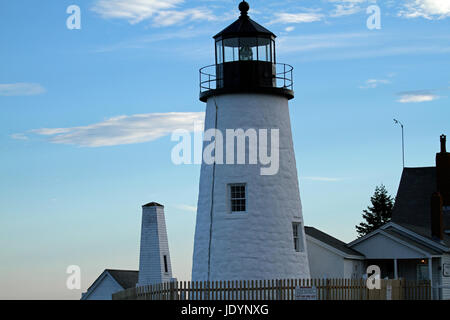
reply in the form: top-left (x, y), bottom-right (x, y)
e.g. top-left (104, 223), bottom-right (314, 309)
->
top-left (436, 134), bottom-right (450, 205)
top-left (430, 134), bottom-right (449, 241)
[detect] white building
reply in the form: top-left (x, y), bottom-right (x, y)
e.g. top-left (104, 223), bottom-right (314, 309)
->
top-left (305, 227), bottom-right (364, 279)
top-left (81, 270), bottom-right (138, 300)
top-left (137, 202), bottom-right (173, 286)
top-left (81, 202), bottom-right (173, 300)
top-left (192, 1), bottom-right (310, 282)
top-left (305, 135), bottom-right (450, 300)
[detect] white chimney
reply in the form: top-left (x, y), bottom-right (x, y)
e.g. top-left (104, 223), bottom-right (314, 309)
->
top-left (137, 202), bottom-right (173, 286)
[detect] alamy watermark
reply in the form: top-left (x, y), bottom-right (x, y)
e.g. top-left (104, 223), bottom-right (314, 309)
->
top-left (367, 1), bottom-right (381, 30)
top-left (66, 5), bottom-right (81, 30)
top-left (366, 265), bottom-right (381, 290)
top-left (66, 265), bottom-right (81, 290)
top-left (171, 122), bottom-right (280, 176)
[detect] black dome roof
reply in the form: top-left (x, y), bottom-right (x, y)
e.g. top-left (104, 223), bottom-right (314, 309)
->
top-left (214, 1), bottom-right (275, 39)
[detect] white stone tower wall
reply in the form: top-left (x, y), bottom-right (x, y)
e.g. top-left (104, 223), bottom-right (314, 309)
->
top-left (192, 93), bottom-right (310, 281)
top-left (138, 205), bottom-right (173, 286)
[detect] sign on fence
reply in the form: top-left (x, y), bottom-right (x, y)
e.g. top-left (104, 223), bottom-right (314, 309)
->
top-left (295, 286), bottom-right (317, 300)
top-left (386, 284), bottom-right (392, 300)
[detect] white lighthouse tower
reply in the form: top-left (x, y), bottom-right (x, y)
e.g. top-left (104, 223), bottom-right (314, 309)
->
top-left (192, 1), bottom-right (310, 282)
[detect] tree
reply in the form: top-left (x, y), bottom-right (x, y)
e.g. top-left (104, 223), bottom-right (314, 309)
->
top-left (356, 184), bottom-right (394, 237)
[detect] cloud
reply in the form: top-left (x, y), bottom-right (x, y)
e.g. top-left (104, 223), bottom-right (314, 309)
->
top-left (91, 0), bottom-right (216, 26)
top-left (328, 0), bottom-right (367, 17)
top-left (285, 26), bottom-right (295, 33)
top-left (173, 204), bottom-right (197, 212)
top-left (10, 133), bottom-right (29, 141)
top-left (151, 8), bottom-right (216, 27)
top-left (24, 112), bottom-right (205, 147)
top-left (399, 0), bottom-right (450, 19)
top-left (0, 83), bottom-right (46, 96)
top-left (397, 90), bottom-right (440, 103)
top-left (276, 31), bottom-right (450, 62)
top-left (268, 12), bottom-right (324, 25)
top-left (359, 79), bottom-right (391, 89)
top-left (302, 176), bottom-right (344, 182)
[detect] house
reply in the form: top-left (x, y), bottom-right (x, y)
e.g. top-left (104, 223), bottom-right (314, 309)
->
top-left (81, 269), bottom-right (138, 300)
top-left (305, 226), bottom-right (365, 279)
top-left (348, 135), bottom-right (450, 300)
top-left (305, 135), bottom-right (450, 299)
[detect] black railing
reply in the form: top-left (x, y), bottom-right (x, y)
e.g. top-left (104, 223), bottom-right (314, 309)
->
top-left (199, 63), bottom-right (294, 94)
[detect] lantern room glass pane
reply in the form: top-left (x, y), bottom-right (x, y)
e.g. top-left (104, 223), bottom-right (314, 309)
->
top-left (223, 38), bottom-right (240, 62)
top-left (239, 37), bottom-right (257, 61)
top-left (271, 39), bottom-right (276, 63)
top-left (216, 40), bottom-right (223, 64)
top-left (257, 37), bottom-right (271, 62)
top-left (222, 37), bottom-right (275, 63)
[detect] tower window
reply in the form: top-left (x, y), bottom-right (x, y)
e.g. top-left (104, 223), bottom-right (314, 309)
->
top-left (293, 223), bottom-right (304, 252)
top-left (229, 184), bottom-right (246, 213)
top-left (163, 255), bottom-right (169, 273)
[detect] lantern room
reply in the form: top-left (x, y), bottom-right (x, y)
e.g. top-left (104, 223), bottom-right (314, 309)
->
top-left (199, 1), bottom-right (294, 102)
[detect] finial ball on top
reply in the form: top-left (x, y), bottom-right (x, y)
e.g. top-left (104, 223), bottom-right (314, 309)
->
top-left (239, 1), bottom-right (250, 15)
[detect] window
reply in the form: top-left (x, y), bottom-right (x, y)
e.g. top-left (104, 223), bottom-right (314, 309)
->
top-left (239, 37), bottom-right (257, 61)
top-left (221, 37), bottom-right (274, 63)
top-left (416, 263), bottom-right (428, 281)
top-left (257, 37), bottom-right (271, 62)
top-left (229, 184), bottom-right (246, 213)
top-left (216, 40), bottom-right (223, 64)
top-left (292, 222), bottom-right (304, 252)
top-left (224, 38), bottom-right (239, 62)
top-left (163, 255), bottom-right (169, 273)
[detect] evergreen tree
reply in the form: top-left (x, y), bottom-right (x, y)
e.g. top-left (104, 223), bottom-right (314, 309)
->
top-left (356, 184), bottom-right (394, 237)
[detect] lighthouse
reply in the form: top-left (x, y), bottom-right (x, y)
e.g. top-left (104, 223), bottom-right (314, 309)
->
top-left (192, 1), bottom-right (310, 281)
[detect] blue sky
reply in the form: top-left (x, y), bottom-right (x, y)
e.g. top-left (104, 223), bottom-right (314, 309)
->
top-left (0, 0), bottom-right (449, 299)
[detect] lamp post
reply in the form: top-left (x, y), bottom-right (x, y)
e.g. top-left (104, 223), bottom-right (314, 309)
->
top-left (393, 119), bottom-right (405, 168)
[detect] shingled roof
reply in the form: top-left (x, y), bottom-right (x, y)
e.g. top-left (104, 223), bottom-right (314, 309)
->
top-left (391, 167), bottom-right (437, 237)
top-left (391, 166), bottom-right (450, 247)
top-left (305, 226), bottom-right (364, 257)
top-left (106, 270), bottom-right (139, 289)
top-left (85, 269), bottom-right (138, 294)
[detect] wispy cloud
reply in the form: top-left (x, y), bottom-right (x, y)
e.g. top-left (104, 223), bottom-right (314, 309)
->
top-left (91, 0), bottom-right (216, 26)
top-left (268, 12), bottom-right (324, 25)
top-left (397, 90), bottom-right (440, 103)
top-left (302, 176), bottom-right (345, 182)
top-left (399, 0), bottom-right (450, 19)
top-left (173, 204), bottom-right (197, 212)
top-left (21, 112), bottom-right (205, 147)
top-left (10, 133), bottom-right (29, 141)
top-left (0, 83), bottom-right (46, 96)
top-left (328, 0), bottom-right (367, 17)
top-left (151, 8), bottom-right (216, 27)
top-left (359, 79), bottom-right (391, 89)
top-left (276, 31), bottom-right (450, 61)
top-left (94, 28), bottom-right (211, 53)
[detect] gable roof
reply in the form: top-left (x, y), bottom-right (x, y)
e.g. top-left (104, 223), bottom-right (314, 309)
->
top-left (348, 222), bottom-right (449, 255)
top-left (106, 270), bottom-right (139, 289)
top-left (305, 226), bottom-right (364, 257)
top-left (85, 269), bottom-right (138, 295)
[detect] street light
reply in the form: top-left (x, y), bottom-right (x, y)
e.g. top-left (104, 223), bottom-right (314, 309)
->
top-left (393, 119), bottom-right (405, 168)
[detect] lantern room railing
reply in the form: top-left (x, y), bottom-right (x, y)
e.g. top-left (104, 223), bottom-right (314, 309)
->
top-left (199, 63), bottom-right (294, 94)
